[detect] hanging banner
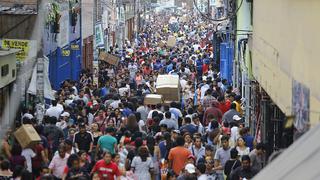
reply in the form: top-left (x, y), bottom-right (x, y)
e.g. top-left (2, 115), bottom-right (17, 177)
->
top-left (94, 23), bottom-right (104, 48)
top-left (1, 39), bottom-right (37, 61)
top-left (57, 1), bottom-right (70, 47)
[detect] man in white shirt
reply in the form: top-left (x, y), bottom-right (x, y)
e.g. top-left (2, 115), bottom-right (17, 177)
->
top-left (46, 100), bottom-right (63, 120)
top-left (128, 62), bottom-right (138, 80)
top-left (230, 115), bottom-right (242, 147)
top-left (22, 148), bottom-right (36, 172)
top-left (200, 81), bottom-right (210, 102)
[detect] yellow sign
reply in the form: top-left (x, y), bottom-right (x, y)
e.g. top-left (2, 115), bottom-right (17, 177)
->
top-left (62, 49), bottom-right (70, 56)
top-left (2, 39), bottom-right (30, 61)
top-left (71, 44), bottom-right (79, 50)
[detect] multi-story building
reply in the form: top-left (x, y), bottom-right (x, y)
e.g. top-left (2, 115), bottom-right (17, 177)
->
top-left (234, 0), bottom-right (320, 156)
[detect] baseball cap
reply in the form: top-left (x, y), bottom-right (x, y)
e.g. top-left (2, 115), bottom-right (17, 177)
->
top-left (187, 154), bottom-right (196, 161)
top-left (92, 100), bottom-right (98, 106)
top-left (78, 123), bottom-right (86, 128)
top-left (185, 163), bottom-right (196, 174)
top-left (233, 115), bottom-right (242, 121)
top-left (61, 112), bottom-right (70, 117)
top-left (172, 130), bottom-right (180, 134)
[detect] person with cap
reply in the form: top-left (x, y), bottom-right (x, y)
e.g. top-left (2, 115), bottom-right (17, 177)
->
top-left (73, 123), bottom-right (94, 154)
top-left (200, 79), bottom-right (210, 103)
top-left (171, 129), bottom-right (180, 142)
top-left (176, 163), bottom-right (196, 180)
top-left (222, 103), bottom-right (240, 124)
top-left (186, 154), bottom-right (196, 165)
top-left (56, 112), bottom-right (69, 135)
top-left (230, 116), bottom-right (242, 147)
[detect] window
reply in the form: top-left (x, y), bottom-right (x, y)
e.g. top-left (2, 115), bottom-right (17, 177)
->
top-left (1, 64), bottom-right (9, 77)
top-left (12, 69), bottom-right (15, 78)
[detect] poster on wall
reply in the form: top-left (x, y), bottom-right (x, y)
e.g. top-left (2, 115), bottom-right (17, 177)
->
top-left (292, 80), bottom-right (310, 133)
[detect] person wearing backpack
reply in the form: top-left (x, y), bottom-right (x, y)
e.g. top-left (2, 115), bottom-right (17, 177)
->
top-left (224, 148), bottom-right (241, 180)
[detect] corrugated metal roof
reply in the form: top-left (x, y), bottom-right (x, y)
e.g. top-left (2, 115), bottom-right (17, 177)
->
top-left (0, 5), bottom-right (37, 14)
top-left (0, 48), bottom-right (20, 57)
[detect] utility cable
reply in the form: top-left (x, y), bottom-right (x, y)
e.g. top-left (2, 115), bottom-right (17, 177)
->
top-left (193, 0), bottom-right (244, 22)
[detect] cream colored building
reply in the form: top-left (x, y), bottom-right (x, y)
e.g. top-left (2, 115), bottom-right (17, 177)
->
top-left (252, 0), bottom-right (320, 127)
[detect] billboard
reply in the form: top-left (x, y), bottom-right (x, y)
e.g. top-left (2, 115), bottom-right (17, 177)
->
top-left (0, 0), bottom-right (38, 14)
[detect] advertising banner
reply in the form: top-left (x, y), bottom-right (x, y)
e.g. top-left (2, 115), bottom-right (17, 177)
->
top-left (1, 39), bottom-right (36, 61)
top-left (94, 23), bottom-right (104, 48)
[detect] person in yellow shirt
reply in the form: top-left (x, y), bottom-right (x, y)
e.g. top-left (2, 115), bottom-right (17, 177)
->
top-left (233, 95), bottom-right (243, 116)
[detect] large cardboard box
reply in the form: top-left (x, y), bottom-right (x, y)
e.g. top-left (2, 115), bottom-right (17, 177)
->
top-left (167, 36), bottom-right (176, 47)
top-left (99, 52), bottom-right (119, 66)
top-left (14, 125), bottom-right (41, 148)
top-left (156, 75), bottom-right (180, 102)
top-left (144, 94), bottom-right (164, 105)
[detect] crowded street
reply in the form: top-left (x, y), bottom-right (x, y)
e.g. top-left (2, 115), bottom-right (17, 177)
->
top-left (0, 0), bottom-right (319, 180)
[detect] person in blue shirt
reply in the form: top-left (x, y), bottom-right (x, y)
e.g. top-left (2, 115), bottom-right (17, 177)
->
top-left (241, 127), bottom-right (255, 151)
top-left (180, 117), bottom-right (198, 135)
top-left (196, 55), bottom-right (203, 78)
top-left (122, 102), bottom-right (133, 117)
top-left (100, 83), bottom-right (110, 97)
top-left (153, 59), bottom-right (163, 71)
top-left (166, 61), bottom-right (173, 73)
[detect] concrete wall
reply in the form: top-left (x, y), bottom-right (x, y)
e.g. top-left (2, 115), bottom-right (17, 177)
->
top-left (81, 0), bottom-right (94, 40)
top-left (0, 15), bottom-right (37, 39)
top-left (0, 51), bottom-right (17, 88)
top-left (252, 0), bottom-right (320, 126)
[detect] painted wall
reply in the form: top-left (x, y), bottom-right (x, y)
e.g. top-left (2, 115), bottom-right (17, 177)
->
top-left (44, 0), bottom-right (82, 90)
top-left (81, 0), bottom-right (94, 40)
top-left (0, 50), bottom-right (17, 88)
top-left (252, 0), bottom-right (320, 126)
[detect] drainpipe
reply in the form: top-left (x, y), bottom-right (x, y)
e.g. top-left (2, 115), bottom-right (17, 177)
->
top-left (237, 38), bottom-right (248, 125)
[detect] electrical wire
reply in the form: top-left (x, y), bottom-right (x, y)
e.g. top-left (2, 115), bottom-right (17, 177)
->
top-left (193, 0), bottom-right (244, 22)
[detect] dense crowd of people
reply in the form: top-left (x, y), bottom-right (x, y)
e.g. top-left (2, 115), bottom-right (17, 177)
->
top-left (0, 11), bottom-right (266, 180)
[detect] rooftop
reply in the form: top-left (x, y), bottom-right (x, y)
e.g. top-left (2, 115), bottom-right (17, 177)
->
top-left (0, 48), bottom-right (20, 57)
top-left (0, 3), bottom-right (37, 15)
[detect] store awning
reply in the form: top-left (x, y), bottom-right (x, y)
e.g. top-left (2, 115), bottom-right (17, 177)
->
top-left (254, 124), bottom-right (320, 180)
